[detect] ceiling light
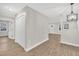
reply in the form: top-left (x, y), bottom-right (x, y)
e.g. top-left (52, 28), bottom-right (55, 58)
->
top-left (5, 6), bottom-right (16, 12)
top-left (8, 8), bottom-right (13, 11)
top-left (67, 3), bottom-right (78, 22)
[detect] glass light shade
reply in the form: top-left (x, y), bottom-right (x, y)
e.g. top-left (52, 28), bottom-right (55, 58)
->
top-left (67, 13), bottom-right (78, 22)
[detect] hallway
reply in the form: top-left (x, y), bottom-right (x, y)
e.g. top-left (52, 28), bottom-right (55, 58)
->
top-left (0, 34), bottom-right (79, 56)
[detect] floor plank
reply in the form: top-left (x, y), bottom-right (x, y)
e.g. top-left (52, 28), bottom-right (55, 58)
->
top-left (0, 34), bottom-right (79, 56)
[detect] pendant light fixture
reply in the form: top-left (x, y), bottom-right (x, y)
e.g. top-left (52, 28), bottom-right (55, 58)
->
top-left (67, 3), bottom-right (78, 22)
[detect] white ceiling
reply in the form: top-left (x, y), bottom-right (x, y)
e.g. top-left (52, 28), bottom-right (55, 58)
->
top-left (27, 3), bottom-right (69, 17)
top-left (0, 3), bottom-right (79, 23)
top-left (27, 3), bottom-right (79, 23)
top-left (0, 3), bottom-right (27, 19)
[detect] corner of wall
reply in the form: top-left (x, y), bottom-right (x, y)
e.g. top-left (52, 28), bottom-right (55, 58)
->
top-left (24, 38), bottom-right (49, 52)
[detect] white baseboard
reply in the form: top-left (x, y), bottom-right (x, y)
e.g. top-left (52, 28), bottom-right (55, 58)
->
top-left (15, 39), bottom-right (17, 43)
top-left (8, 36), bottom-right (15, 40)
top-left (49, 33), bottom-right (61, 35)
top-left (25, 38), bottom-right (49, 52)
top-left (15, 39), bottom-right (25, 48)
top-left (61, 41), bottom-right (79, 47)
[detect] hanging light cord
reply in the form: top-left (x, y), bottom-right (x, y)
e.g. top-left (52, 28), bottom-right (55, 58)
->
top-left (71, 3), bottom-right (74, 14)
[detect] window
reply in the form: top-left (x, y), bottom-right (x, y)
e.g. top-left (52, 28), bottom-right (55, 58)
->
top-left (0, 23), bottom-right (6, 31)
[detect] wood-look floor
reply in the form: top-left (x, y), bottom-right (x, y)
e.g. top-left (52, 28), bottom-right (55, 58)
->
top-left (0, 34), bottom-right (79, 56)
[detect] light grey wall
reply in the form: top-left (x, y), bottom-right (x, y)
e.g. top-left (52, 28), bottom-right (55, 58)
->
top-left (49, 23), bottom-right (60, 34)
top-left (0, 16), bottom-right (11, 21)
top-left (15, 12), bottom-right (26, 48)
top-left (0, 16), bottom-right (15, 39)
top-left (61, 21), bottom-right (79, 46)
top-left (15, 6), bottom-right (48, 51)
top-left (8, 20), bottom-right (15, 39)
top-left (26, 6), bottom-right (48, 50)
